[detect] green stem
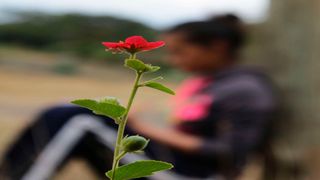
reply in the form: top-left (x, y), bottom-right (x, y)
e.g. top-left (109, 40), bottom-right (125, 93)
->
top-left (116, 151), bottom-right (127, 160)
top-left (111, 150), bottom-right (127, 178)
top-left (111, 71), bottom-right (142, 180)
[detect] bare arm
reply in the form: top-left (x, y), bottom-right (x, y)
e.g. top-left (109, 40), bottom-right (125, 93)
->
top-left (128, 117), bottom-right (203, 153)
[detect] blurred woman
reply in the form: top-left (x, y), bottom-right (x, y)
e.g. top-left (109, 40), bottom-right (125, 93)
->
top-left (0, 14), bottom-right (277, 180)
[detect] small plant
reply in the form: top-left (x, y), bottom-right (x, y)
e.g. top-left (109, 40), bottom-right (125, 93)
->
top-left (71, 36), bottom-right (174, 180)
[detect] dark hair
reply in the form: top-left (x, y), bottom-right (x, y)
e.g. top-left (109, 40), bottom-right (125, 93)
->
top-left (166, 14), bottom-right (246, 52)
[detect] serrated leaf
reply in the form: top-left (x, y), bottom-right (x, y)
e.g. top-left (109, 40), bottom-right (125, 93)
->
top-left (125, 59), bottom-right (160, 73)
top-left (106, 160), bottom-right (173, 180)
top-left (143, 81), bottom-right (175, 95)
top-left (99, 96), bottom-right (121, 106)
top-left (145, 64), bottom-right (160, 72)
top-left (71, 99), bottom-right (126, 119)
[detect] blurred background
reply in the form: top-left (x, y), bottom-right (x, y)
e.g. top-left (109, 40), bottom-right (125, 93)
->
top-left (0, 0), bottom-right (319, 179)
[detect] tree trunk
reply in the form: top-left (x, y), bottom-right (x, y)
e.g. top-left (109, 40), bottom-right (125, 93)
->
top-left (244, 0), bottom-right (320, 179)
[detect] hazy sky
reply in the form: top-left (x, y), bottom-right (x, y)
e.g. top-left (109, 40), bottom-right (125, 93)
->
top-left (0, 0), bottom-right (270, 28)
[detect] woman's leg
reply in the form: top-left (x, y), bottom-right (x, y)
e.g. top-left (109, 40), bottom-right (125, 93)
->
top-left (0, 105), bottom-right (120, 180)
top-left (0, 105), bottom-right (206, 180)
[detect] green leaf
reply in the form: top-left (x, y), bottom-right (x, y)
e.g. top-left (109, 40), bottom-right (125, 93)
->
top-left (106, 160), bottom-right (173, 180)
top-left (143, 81), bottom-right (175, 95)
top-left (125, 59), bottom-right (160, 73)
top-left (99, 96), bottom-right (121, 106)
top-left (147, 76), bottom-right (164, 82)
top-left (71, 98), bottom-right (126, 119)
top-left (125, 59), bottom-right (146, 72)
top-left (145, 64), bottom-right (160, 72)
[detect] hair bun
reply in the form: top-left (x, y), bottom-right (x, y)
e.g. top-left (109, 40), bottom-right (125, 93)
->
top-left (207, 14), bottom-right (246, 50)
top-left (208, 14), bottom-right (242, 27)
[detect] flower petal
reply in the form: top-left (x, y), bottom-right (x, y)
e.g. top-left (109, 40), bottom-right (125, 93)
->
top-left (102, 36), bottom-right (165, 54)
top-left (125, 36), bottom-right (148, 48)
top-left (142, 41), bottom-right (165, 51)
top-left (102, 42), bottom-right (121, 49)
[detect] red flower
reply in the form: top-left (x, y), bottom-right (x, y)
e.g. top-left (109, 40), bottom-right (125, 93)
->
top-left (102, 36), bottom-right (165, 54)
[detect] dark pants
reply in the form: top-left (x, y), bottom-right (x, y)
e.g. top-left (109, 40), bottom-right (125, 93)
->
top-left (0, 106), bottom-right (176, 180)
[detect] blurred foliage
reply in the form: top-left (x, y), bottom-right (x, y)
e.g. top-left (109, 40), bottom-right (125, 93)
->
top-left (0, 12), bottom-right (161, 61)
